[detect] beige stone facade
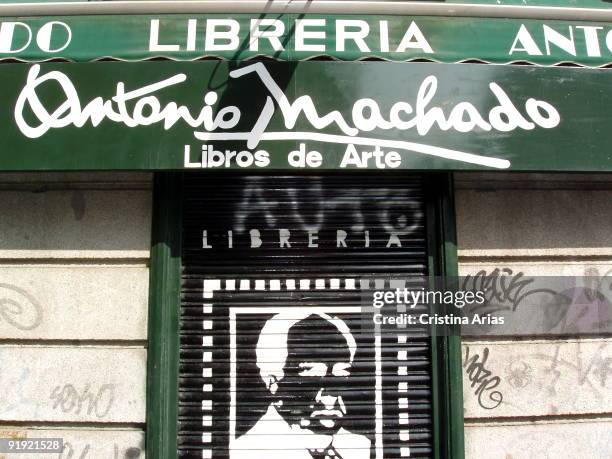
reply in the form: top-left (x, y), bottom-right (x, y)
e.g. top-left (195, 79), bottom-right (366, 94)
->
top-left (0, 172), bottom-right (151, 459)
top-left (457, 173), bottom-right (612, 459)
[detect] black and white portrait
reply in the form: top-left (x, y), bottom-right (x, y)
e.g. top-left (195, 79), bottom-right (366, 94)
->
top-left (230, 309), bottom-right (375, 459)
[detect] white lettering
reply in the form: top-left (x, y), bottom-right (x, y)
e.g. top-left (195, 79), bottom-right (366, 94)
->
top-left (576, 26), bottom-right (603, 57)
top-left (184, 145), bottom-right (201, 168)
top-left (340, 144), bottom-right (365, 168)
top-left (279, 229), bottom-right (291, 248)
top-left (509, 25), bottom-right (543, 56)
top-left (308, 230), bottom-right (319, 247)
top-left (296, 19), bottom-right (326, 52)
top-left (386, 151), bottom-right (401, 168)
top-left (447, 102), bottom-right (492, 133)
top-left (14, 62), bottom-right (562, 171)
top-left (205, 19), bottom-right (239, 51)
top-left (202, 230), bottom-right (212, 248)
top-left (254, 150), bottom-right (270, 167)
top-left (336, 20), bottom-right (370, 52)
top-left (250, 229), bottom-right (262, 248)
top-left (0, 22), bottom-right (32, 53)
top-left (36, 21), bottom-right (71, 53)
top-left (352, 98), bottom-right (393, 132)
top-left (488, 82), bottom-right (535, 132)
top-left (386, 233), bottom-right (402, 248)
top-left (149, 19), bottom-right (180, 52)
top-left (337, 230), bottom-right (347, 248)
top-left (525, 98), bottom-right (560, 128)
top-left (186, 19), bottom-right (197, 51)
top-left (396, 22), bottom-right (433, 54)
top-left (543, 25), bottom-right (576, 56)
top-left (250, 19), bottom-right (285, 52)
top-left (415, 76), bottom-right (451, 134)
top-left (379, 21), bottom-right (390, 53)
top-left (288, 143), bottom-right (308, 167)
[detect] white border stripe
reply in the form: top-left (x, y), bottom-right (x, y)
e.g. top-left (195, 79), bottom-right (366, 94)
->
top-left (206, 277), bottom-right (409, 459)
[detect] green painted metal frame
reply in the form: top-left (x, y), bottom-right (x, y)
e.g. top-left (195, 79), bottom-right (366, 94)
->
top-left (426, 172), bottom-right (465, 459)
top-left (145, 171), bottom-right (464, 458)
top-left (146, 172), bottom-right (183, 459)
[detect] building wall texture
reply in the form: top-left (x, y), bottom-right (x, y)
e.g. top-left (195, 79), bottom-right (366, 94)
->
top-left (0, 172), bottom-right (152, 459)
top-left (456, 172), bottom-right (612, 459)
top-left (2, 170), bottom-right (610, 458)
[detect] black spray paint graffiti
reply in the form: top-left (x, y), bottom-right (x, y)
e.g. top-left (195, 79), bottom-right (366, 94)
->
top-left (461, 268), bottom-right (557, 314)
top-left (461, 267), bottom-right (612, 335)
top-left (461, 269), bottom-right (612, 412)
top-left (0, 283), bottom-right (43, 330)
top-left (463, 346), bottom-right (503, 410)
top-left (50, 383), bottom-right (115, 419)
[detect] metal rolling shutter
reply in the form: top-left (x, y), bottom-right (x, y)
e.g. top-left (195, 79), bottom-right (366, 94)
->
top-left (179, 173), bottom-right (433, 458)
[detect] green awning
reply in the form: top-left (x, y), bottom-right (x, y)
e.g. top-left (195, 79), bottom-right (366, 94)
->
top-left (0, 3), bottom-right (611, 172)
top-left (1, 13), bottom-right (612, 66)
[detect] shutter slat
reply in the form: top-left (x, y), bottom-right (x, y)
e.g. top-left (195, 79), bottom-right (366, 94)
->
top-left (179, 174), bottom-right (433, 458)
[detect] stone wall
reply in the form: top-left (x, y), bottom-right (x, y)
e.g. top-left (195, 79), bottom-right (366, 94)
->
top-left (456, 172), bottom-right (612, 459)
top-left (0, 172), bottom-right (152, 459)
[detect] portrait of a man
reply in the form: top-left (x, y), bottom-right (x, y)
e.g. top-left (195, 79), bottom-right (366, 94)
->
top-left (231, 311), bottom-right (372, 459)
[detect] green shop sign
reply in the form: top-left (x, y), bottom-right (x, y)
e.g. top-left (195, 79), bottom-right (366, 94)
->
top-left (2, 61), bottom-right (611, 171)
top-left (1, 14), bottom-right (612, 66)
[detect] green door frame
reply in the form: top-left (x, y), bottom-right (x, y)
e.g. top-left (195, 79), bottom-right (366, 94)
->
top-left (146, 172), bottom-right (182, 459)
top-left (426, 173), bottom-right (466, 459)
top-left (145, 171), bottom-right (464, 459)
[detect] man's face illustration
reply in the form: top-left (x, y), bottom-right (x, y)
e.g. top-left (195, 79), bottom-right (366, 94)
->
top-left (274, 315), bottom-right (353, 436)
